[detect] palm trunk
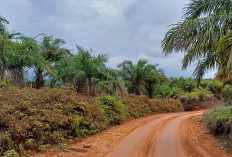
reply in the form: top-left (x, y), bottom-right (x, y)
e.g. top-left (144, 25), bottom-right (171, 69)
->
top-left (135, 82), bottom-right (142, 95)
top-left (148, 86), bottom-right (154, 99)
top-left (86, 77), bottom-right (90, 96)
top-left (0, 42), bottom-right (6, 80)
top-left (35, 68), bottom-right (44, 89)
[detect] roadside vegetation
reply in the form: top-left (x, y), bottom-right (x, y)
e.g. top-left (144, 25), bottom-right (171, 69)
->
top-left (162, 0), bottom-right (232, 152)
top-left (0, 14), bottom-right (187, 156)
top-left (0, 87), bottom-right (184, 156)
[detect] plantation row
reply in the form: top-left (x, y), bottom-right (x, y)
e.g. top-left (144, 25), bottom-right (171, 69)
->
top-left (1, 15), bottom-right (229, 101)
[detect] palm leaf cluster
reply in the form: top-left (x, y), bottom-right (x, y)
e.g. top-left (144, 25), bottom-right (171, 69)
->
top-left (118, 59), bottom-right (165, 98)
top-left (55, 46), bottom-right (114, 95)
top-left (162, 0), bottom-right (232, 83)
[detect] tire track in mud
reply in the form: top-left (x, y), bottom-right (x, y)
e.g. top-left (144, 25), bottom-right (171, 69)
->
top-left (105, 113), bottom-right (182, 157)
top-left (105, 111), bottom-right (203, 157)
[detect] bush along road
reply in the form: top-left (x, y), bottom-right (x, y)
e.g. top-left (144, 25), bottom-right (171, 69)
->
top-left (34, 110), bottom-right (231, 157)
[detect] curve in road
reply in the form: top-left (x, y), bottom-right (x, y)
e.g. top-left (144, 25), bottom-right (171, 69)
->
top-left (35, 111), bottom-right (231, 157)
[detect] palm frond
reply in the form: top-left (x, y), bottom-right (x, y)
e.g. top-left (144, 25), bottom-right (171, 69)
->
top-left (193, 53), bottom-right (218, 84)
top-left (184, 0), bottom-right (232, 19)
top-left (162, 14), bottom-right (232, 55)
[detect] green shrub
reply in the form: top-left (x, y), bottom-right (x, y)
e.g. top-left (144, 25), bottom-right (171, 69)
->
top-left (208, 81), bottom-right (223, 98)
top-left (121, 95), bottom-right (184, 117)
top-left (121, 95), bottom-right (152, 117)
top-left (204, 106), bottom-right (232, 135)
top-left (0, 87), bottom-right (105, 156)
top-left (2, 149), bottom-right (19, 157)
top-left (149, 98), bottom-right (184, 113)
top-left (170, 87), bottom-right (183, 98)
top-left (155, 84), bottom-right (172, 98)
top-left (222, 85), bottom-right (232, 102)
top-left (170, 77), bottom-right (196, 92)
top-left (180, 92), bottom-right (199, 101)
top-left (199, 79), bottom-right (212, 89)
top-left (97, 95), bottom-right (127, 125)
top-left (194, 88), bottom-right (213, 100)
top-left (0, 81), bottom-right (11, 88)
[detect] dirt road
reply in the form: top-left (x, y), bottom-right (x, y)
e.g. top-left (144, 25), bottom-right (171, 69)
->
top-left (36, 111), bottom-right (232, 157)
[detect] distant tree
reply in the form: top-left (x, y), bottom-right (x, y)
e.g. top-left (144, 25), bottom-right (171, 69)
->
top-left (0, 15), bottom-right (9, 31)
top-left (170, 77), bottom-right (196, 92)
top-left (55, 46), bottom-right (110, 95)
top-left (35, 35), bottom-right (70, 89)
top-left (6, 36), bottom-right (55, 85)
top-left (118, 59), bottom-right (157, 95)
top-left (144, 69), bottom-right (166, 98)
top-left (0, 30), bottom-right (20, 80)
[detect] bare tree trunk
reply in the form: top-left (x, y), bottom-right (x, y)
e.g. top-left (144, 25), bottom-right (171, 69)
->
top-left (35, 69), bottom-right (44, 89)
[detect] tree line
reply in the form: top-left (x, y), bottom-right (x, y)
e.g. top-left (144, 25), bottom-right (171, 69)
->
top-left (0, 15), bottom-right (168, 98)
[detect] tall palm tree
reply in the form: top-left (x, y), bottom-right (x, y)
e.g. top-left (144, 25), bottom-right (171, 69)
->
top-left (162, 0), bottom-right (232, 83)
top-left (35, 35), bottom-right (70, 89)
top-left (118, 59), bottom-right (157, 95)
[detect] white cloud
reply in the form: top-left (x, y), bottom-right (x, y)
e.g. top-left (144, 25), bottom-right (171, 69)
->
top-left (91, 0), bottom-right (121, 16)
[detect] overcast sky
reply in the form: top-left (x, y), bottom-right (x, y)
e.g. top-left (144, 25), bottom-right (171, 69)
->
top-left (0, 0), bottom-right (216, 78)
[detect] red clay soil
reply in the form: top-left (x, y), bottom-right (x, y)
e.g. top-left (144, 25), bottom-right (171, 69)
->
top-left (34, 111), bottom-right (232, 157)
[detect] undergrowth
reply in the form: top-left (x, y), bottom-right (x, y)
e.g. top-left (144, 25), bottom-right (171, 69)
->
top-left (203, 105), bottom-right (232, 151)
top-left (204, 106), bottom-right (232, 135)
top-left (0, 87), bottom-right (184, 156)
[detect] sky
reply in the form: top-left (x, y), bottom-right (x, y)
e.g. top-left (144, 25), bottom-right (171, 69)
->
top-left (0, 0), bottom-right (216, 78)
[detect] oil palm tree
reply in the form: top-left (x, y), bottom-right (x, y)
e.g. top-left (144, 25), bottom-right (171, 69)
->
top-left (162, 0), bottom-right (232, 83)
top-left (35, 35), bottom-right (70, 88)
top-left (55, 46), bottom-right (109, 95)
top-left (0, 30), bottom-right (20, 80)
top-left (5, 36), bottom-right (55, 85)
top-left (0, 15), bottom-right (9, 31)
top-left (118, 59), bottom-right (157, 95)
top-left (144, 69), bottom-right (166, 98)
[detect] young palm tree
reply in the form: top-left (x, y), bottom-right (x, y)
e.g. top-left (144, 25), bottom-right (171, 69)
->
top-left (162, 0), bottom-right (232, 83)
top-left (118, 59), bottom-right (157, 95)
top-left (144, 69), bottom-right (166, 98)
top-left (55, 46), bottom-right (109, 95)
